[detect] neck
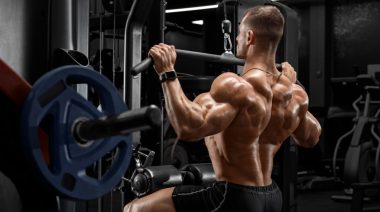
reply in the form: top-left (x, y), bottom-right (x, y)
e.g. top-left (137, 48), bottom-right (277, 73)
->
top-left (242, 49), bottom-right (277, 76)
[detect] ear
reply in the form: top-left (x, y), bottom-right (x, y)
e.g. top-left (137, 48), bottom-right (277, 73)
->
top-left (246, 30), bottom-right (255, 45)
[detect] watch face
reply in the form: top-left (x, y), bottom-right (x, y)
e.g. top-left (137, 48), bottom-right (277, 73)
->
top-left (161, 71), bottom-right (177, 82)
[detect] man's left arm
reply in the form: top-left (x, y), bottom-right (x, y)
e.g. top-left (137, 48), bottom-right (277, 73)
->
top-left (149, 43), bottom-right (247, 140)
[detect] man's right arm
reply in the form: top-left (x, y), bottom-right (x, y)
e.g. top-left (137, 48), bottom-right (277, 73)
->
top-left (291, 86), bottom-right (322, 148)
top-left (281, 62), bottom-right (321, 148)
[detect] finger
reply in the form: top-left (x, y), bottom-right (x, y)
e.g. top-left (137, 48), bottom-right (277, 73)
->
top-left (282, 62), bottom-right (289, 69)
top-left (150, 48), bottom-right (163, 63)
top-left (148, 47), bottom-right (154, 56)
top-left (149, 47), bottom-right (159, 58)
top-left (170, 45), bottom-right (176, 55)
top-left (158, 48), bottom-right (168, 63)
top-left (164, 44), bottom-right (174, 56)
top-left (160, 45), bottom-right (170, 54)
top-left (149, 45), bottom-right (159, 53)
top-left (148, 48), bottom-right (154, 57)
top-left (159, 43), bottom-right (168, 48)
top-left (165, 46), bottom-right (175, 61)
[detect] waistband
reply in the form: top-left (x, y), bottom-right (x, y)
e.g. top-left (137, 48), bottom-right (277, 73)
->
top-left (216, 181), bottom-right (279, 193)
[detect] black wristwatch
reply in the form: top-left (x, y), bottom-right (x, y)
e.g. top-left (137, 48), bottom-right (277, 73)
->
top-left (160, 70), bottom-right (177, 83)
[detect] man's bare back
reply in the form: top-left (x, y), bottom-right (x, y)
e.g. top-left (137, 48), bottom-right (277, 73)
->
top-left (199, 68), bottom-right (278, 187)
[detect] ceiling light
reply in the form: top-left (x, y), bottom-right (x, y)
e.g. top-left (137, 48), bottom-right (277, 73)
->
top-left (166, 4), bottom-right (219, 14)
top-left (192, 20), bottom-right (204, 25)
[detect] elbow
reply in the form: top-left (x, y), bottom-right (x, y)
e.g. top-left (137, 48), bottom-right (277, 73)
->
top-left (293, 136), bottom-right (319, 148)
top-left (178, 134), bottom-right (201, 141)
top-left (172, 115), bottom-right (208, 141)
top-left (176, 127), bottom-right (192, 140)
top-left (309, 123), bottom-right (322, 147)
top-left (168, 115), bottom-right (202, 141)
top-left (303, 136), bottom-right (320, 148)
top-left (174, 125), bottom-right (202, 141)
top-left (294, 126), bottom-right (322, 148)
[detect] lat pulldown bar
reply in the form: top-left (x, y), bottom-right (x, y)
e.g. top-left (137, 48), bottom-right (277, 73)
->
top-left (129, 49), bottom-right (306, 88)
top-left (132, 49), bottom-right (245, 76)
top-left (130, 49), bottom-right (283, 76)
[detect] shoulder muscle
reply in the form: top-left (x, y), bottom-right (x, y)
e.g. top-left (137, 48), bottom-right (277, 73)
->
top-left (210, 72), bottom-right (255, 107)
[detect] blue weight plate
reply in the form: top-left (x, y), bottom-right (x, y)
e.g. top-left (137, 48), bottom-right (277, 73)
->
top-left (20, 65), bottom-right (132, 200)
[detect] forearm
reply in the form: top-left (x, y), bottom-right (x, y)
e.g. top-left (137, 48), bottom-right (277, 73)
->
top-left (292, 111), bottom-right (322, 148)
top-left (161, 79), bottom-right (205, 140)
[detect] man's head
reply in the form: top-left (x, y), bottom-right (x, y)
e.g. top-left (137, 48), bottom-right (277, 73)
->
top-left (236, 5), bottom-right (284, 59)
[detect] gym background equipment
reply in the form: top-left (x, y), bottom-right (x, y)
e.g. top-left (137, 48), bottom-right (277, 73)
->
top-left (330, 71), bottom-right (380, 211)
top-left (1, 0), bottom-right (380, 212)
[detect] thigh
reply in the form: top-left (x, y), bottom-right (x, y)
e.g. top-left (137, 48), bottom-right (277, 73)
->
top-left (125, 187), bottom-right (176, 212)
top-left (0, 172), bottom-right (22, 212)
top-left (265, 187), bottom-right (283, 212)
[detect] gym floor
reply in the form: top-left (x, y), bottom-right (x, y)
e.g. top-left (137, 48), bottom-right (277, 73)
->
top-left (298, 189), bottom-right (350, 212)
top-left (298, 188), bottom-right (380, 212)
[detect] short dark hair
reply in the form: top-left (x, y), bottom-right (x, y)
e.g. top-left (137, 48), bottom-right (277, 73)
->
top-left (243, 5), bottom-right (284, 45)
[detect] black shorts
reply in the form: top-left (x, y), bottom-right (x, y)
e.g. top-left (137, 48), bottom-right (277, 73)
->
top-left (172, 181), bottom-right (282, 212)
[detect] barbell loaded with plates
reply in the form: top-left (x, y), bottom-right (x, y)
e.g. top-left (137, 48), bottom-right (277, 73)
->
top-left (20, 65), bottom-right (162, 200)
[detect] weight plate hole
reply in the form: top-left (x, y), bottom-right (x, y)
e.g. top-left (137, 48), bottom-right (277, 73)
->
top-left (61, 173), bottom-right (76, 191)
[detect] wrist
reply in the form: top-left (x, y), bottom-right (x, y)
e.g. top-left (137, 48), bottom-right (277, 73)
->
top-left (159, 70), bottom-right (177, 83)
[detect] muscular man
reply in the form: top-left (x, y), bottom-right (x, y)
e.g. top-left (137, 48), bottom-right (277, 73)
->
top-left (124, 5), bottom-right (321, 212)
